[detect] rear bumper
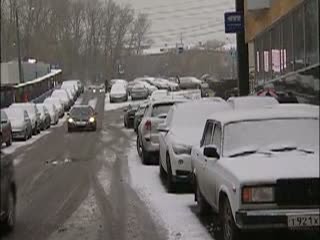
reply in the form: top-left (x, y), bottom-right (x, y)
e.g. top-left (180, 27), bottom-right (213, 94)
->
top-left (235, 208), bottom-right (320, 230)
top-left (12, 129), bottom-right (26, 139)
top-left (143, 138), bottom-right (159, 152)
top-left (110, 95), bottom-right (127, 102)
top-left (131, 93), bottom-right (148, 99)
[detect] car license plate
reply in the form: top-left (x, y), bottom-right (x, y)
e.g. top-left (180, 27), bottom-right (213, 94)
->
top-left (77, 121), bottom-right (86, 126)
top-left (288, 215), bottom-right (320, 228)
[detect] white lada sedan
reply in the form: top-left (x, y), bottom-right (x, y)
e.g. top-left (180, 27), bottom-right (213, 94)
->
top-left (191, 105), bottom-right (319, 240)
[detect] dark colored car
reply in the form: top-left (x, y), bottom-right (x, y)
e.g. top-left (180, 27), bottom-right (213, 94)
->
top-left (0, 151), bottom-right (17, 231)
top-left (133, 103), bottom-right (148, 133)
top-left (0, 110), bottom-right (12, 147)
top-left (36, 104), bottom-right (51, 130)
top-left (67, 105), bottom-right (97, 132)
top-left (124, 104), bottom-right (139, 128)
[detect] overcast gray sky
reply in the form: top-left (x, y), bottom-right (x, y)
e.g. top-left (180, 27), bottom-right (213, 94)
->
top-left (115, 0), bottom-right (235, 48)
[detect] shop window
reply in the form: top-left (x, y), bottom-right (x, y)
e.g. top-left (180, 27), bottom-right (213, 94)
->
top-left (255, 37), bottom-right (264, 85)
top-left (271, 24), bottom-right (281, 78)
top-left (282, 15), bottom-right (294, 73)
top-left (293, 6), bottom-right (305, 70)
top-left (262, 31), bottom-right (271, 81)
top-left (305, 0), bottom-right (319, 66)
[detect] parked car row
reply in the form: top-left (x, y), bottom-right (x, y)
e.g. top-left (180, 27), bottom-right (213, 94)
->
top-left (0, 80), bottom-right (83, 147)
top-left (125, 95), bottom-right (319, 240)
top-left (0, 80), bottom-right (84, 232)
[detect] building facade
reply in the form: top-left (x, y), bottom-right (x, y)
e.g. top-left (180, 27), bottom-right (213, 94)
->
top-left (245, 0), bottom-right (319, 104)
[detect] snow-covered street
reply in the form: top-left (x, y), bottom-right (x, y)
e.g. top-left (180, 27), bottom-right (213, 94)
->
top-left (127, 142), bottom-right (213, 240)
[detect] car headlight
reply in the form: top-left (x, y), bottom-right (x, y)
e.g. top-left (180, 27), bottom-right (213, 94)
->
top-left (242, 186), bottom-right (275, 203)
top-left (89, 117), bottom-right (95, 123)
top-left (172, 144), bottom-right (192, 155)
top-left (68, 118), bottom-right (74, 123)
top-left (93, 89), bottom-right (96, 93)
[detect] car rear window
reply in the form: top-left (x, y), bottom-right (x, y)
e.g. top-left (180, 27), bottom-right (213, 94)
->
top-left (151, 103), bottom-right (174, 117)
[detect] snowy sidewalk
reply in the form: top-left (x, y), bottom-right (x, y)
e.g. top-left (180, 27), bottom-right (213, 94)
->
top-left (127, 144), bottom-right (213, 240)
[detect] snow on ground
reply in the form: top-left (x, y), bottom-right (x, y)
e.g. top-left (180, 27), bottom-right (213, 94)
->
top-left (1, 115), bottom-right (67, 156)
top-left (1, 130), bottom-right (51, 155)
top-left (97, 143), bottom-right (117, 195)
top-left (104, 93), bottom-right (145, 112)
top-left (74, 97), bottom-right (83, 105)
top-left (47, 189), bottom-right (102, 240)
top-left (88, 97), bottom-right (98, 109)
top-left (127, 144), bottom-right (212, 240)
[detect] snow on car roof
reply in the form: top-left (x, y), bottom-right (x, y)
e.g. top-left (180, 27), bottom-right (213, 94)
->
top-left (171, 100), bottom-right (231, 125)
top-left (208, 107), bottom-right (319, 125)
top-left (227, 96), bottom-right (279, 109)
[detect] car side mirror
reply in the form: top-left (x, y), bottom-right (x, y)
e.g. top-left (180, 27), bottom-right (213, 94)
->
top-left (204, 145), bottom-right (220, 159)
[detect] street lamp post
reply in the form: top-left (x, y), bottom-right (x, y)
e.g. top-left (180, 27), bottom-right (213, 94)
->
top-left (15, 0), bottom-right (24, 83)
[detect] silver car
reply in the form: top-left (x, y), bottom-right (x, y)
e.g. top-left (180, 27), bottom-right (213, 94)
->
top-left (44, 98), bottom-right (64, 118)
top-left (43, 102), bottom-right (59, 125)
top-left (4, 108), bottom-right (32, 141)
top-left (10, 103), bottom-right (41, 135)
top-left (131, 84), bottom-right (149, 100)
top-left (136, 99), bottom-right (186, 164)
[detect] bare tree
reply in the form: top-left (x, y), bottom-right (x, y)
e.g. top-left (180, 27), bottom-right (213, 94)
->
top-left (1, 0), bottom-right (149, 82)
top-left (129, 13), bottom-right (151, 55)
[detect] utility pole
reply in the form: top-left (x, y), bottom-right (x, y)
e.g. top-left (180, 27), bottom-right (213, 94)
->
top-left (235, 0), bottom-right (249, 96)
top-left (15, 0), bottom-right (24, 83)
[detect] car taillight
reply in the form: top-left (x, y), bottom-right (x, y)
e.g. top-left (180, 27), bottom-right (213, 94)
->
top-left (144, 120), bottom-right (151, 131)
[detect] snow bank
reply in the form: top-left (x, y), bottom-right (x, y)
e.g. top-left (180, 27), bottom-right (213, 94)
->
top-left (1, 130), bottom-right (51, 155)
top-left (1, 116), bottom-right (67, 156)
top-left (88, 97), bottom-right (98, 109)
top-left (74, 97), bottom-right (83, 105)
top-left (127, 145), bottom-right (212, 240)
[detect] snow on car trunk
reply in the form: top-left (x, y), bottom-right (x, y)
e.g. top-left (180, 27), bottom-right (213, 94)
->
top-left (127, 145), bottom-right (212, 240)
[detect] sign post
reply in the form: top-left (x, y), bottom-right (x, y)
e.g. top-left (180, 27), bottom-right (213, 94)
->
top-left (224, 6), bottom-right (249, 96)
top-left (224, 12), bottom-right (244, 34)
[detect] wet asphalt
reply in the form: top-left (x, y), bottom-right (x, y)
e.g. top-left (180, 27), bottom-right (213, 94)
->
top-left (1, 91), bottom-right (166, 240)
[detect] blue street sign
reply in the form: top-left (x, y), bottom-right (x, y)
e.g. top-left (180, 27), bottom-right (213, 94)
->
top-left (224, 12), bottom-right (244, 34)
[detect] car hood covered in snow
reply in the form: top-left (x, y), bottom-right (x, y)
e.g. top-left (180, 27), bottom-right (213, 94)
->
top-left (219, 151), bottom-right (320, 183)
top-left (171, 127), bottom-right (203, 147)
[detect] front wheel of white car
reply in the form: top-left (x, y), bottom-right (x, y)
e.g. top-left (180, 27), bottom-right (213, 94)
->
top-left (159, 161), bottom-right (166, 179)
top-left (196, 182), bottom-right (211, 216)
top-left (221, 198), bottom-right (240, 240)
top-left (166, 154), bottom-right (176, 193)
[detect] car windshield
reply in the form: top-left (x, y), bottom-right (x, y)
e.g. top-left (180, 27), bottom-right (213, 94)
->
top-left (70, 107), bottom-right (93, 118)
top-left (5, 108), bottom-right (24, 120)
top-left (12, 105), bottom-right (35, 116)
top-left (223, 118), bottom-right (319, 157)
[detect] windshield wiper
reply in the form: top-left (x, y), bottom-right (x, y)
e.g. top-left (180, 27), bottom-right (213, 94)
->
top-left (271, 147), bottom-right (314, 154)
top-left (229, 150), bottom-right (258, 158)
top-left (271, 147), bottom-right (297, 152)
